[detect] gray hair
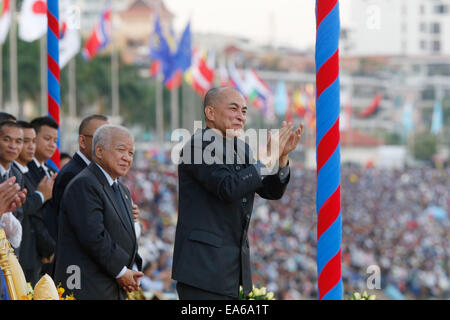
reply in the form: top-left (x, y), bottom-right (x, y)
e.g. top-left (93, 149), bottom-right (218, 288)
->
top-left (92, 124), bottom-right (134, 159)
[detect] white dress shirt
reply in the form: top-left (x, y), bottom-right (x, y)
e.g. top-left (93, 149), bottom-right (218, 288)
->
top-left (13, 161), bottom-right (45, 204)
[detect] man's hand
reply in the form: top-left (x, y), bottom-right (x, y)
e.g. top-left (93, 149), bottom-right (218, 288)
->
top-left (280, 122), bottom-right (304, 167)
top-left (42, 253), bottom-right (54, 264)
top-left (132, 204), bottom-right (140, 222)
top-left (117, 269), bottom-right (144, 292)
top-left (0, 177), bottom-right (27, 215)
top-left (37, 175), bottom-right (56, 202)
top-left (258, 124), bottom-right (292, 170)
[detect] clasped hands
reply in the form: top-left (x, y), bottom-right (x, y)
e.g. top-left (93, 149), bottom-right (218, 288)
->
top-left (0, 176), bottom-right (27, 216)
top-left (117, 269), bottom-right (144, 292)
top-left (258, 121), bottom-right (304, 170)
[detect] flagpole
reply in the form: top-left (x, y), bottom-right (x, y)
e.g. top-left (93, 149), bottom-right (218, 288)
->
top-left (40, 36), bottom-right (47, 116)
top-left (111, 11), bottom-right (119, 120)
top-left (9, 0), bottom-right (19, 118)
top-left (68, 58), bottom-right (76, 117)
top-left (170, 86), bottom-right (179, 131)
top-left (156, 74), bottom-right (164, 142)
top-left (0, 44), bottom-right (2, 110)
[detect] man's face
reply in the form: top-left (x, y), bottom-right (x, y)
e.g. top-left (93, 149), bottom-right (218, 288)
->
top-left (96, 133), bottom-right (134, 180)
top-left (207, 89), bottom-right (247, 137)
top-left (19, 128), bottom-right (36, 164)
top-left (0, 126), bottom-right (24, 167)
top-left (35, 125), bottom-right (58, 162)
top-left (79, 119), bottom-right (109, 160)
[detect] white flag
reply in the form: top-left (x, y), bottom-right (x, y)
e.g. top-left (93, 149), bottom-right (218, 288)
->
top-left (18, 0), bottom-right (47, 42)
top-left (0, 0), bottom-right (11, 44)
top-left (59, 0), bottom-right (80, 68)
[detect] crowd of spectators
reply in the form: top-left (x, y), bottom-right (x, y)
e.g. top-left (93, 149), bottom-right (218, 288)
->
top-left (122, 161), bottom-right (450, 300)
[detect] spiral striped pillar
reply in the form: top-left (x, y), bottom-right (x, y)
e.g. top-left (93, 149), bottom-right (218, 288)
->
top-left (315, 0), bottom-right (343, 300)
top-left (47, 0), bottom-right (61, 170)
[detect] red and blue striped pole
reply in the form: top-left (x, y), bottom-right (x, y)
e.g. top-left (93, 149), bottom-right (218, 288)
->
top-left (47, 0), bottom-right (60, 170)
top-left (315, 0), bottom-right (342, 300)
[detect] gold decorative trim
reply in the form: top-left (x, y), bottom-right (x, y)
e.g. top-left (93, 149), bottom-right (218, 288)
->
top-left (0, 229), bottom-right (18, 300)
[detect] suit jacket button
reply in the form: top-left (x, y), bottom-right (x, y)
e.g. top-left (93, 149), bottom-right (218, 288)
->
top-left (236, 166), bottom-right (240, 170)
top-left (242, 198), bottom-right (247, 204)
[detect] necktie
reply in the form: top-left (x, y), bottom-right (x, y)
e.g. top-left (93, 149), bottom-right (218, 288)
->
top-left (111, 182), bottom-right (132, 229)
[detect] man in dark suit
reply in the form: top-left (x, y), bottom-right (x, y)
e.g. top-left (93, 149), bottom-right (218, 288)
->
top-left (13, 121), bottom-right (55, 285)
top-left (172, 87), bottom-right (303, 300)
top-left (50, 115), bottom-right (109, 229)
top-left (54, 124), bottom-right (143, 300)
top-left (28, 117), bottom-right (58, 276)
top-left (0, 121), bottom-right (26, 253)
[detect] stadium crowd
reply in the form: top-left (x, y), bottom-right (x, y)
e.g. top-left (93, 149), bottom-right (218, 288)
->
top-left (123, 161), bottom-right (450, 300)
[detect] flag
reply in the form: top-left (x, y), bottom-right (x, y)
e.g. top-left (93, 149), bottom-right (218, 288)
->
top-left (245, 69), bottom-right (272, 110)
top-left (431, 99), bottom-right (443, 135)
top-left (227, 58), bottom-right (247, 96)
top-left (82, 4), bottom-right (111, 60)
top-left (358, 93), bottom-right (382, 118)
top-left (59, 0), bottom-right (80, 68)
top-left (274, 81), bottom-right (288, 116)
top-left (0, 0), bottom-right (11, 44)
top-left (218, 57), bottom-right (231, 86)
top-left (164, 21), bottom-right (192, 90)
top-left (18, 0), bottom-right (47, 42)
top-left (402, 100), bottom-right (414, 140)
top-left (149, 15), bottom-right (171, 78)
top-left (185, 48), bottom-right (215, 97)
top-left (292, 89), bottom-right (306, 117)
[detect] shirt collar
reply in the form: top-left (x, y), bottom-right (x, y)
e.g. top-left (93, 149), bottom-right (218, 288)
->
top-left (76, 150), bottom-right (91, 166)
top-left (95, 163), bottom-right (117, 187)
top-left (13, 161), bottom-right (28, 174)
top-left (0, 164), bottom-right (10, 176)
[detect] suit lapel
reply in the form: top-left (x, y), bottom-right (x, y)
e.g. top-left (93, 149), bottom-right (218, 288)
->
top-left (88, 163), bottom-right (134, 240)
top-left (117, 182), bottom-right (136, 235)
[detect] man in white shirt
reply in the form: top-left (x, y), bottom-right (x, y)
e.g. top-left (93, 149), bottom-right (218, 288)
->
top-left (13, 121), bottom-right (55, 285)
top-left (54, 125), bottom-right (143, 300)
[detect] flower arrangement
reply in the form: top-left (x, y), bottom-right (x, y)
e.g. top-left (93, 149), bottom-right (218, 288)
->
top-left (239, 286), bottom-right (275, 300)
top-left (346, 291), bottom-right (376, 300)
top-left (57, 283), bottom-right (76, 300)
top-left (19, 282), bottom-right (75, 300)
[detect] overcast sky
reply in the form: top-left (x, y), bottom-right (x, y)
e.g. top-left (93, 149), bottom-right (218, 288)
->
top-left (165, 0), bottom-right (352, 50)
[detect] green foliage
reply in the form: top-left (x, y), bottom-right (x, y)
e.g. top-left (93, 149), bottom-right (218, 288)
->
top-left (413, 132), bottom-right (437, 161)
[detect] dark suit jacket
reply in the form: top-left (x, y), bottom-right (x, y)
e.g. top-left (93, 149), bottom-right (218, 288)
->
top-left (50, 153), bottom-right (87, 232)
top-left (15, 162), bottom-right (55, 282)
top-left (172, 128), bottom-right (290, 298)
top-left (54, 162), bottom-right (142, 300)
top-left (27, 160), bottom-right (57, 242)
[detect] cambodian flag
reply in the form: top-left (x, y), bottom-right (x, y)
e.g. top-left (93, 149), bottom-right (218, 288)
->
top-left (82, 4), bottom-right (111, 60)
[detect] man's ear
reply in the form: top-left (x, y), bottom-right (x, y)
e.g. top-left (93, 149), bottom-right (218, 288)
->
top-left (94, 145), bottom-right (102, 160)
top-left (204, 106), bottom-right (215, 122)
top-left (78, 135), bottom-right (86, 150)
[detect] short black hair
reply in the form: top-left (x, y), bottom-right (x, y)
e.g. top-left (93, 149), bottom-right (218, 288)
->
top-left (0, 121), bottom-right (23, 135)
top-left (78, 114), bottom-right (108, 135)
top-left (30, 116), bottom-right (59, 133)
top-left (60, 152), bottom-right (71, 160)
top-left (0, 112), bottom-right (16, 122)
top-left (16, 120), bottom-right (34, 130)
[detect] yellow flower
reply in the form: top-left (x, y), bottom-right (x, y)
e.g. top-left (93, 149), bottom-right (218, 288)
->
top-left (261, 287), bottom-right (267, 295)
top-left (353, 292), bottom-right (361, 300)
top-left (368, 295), bottom-right (376, 300)
top-left (266, 292), bottom-right (274, 300)
top-left (248, 291), bottom-right (254, 298)
top-left (253, 288), bottom-right (261, 296)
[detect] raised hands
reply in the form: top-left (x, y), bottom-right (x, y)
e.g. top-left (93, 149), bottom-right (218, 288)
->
top-left (0, 176), bottom-right (27, 216)
top-left (258, 121), bottom-right (304, 172)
